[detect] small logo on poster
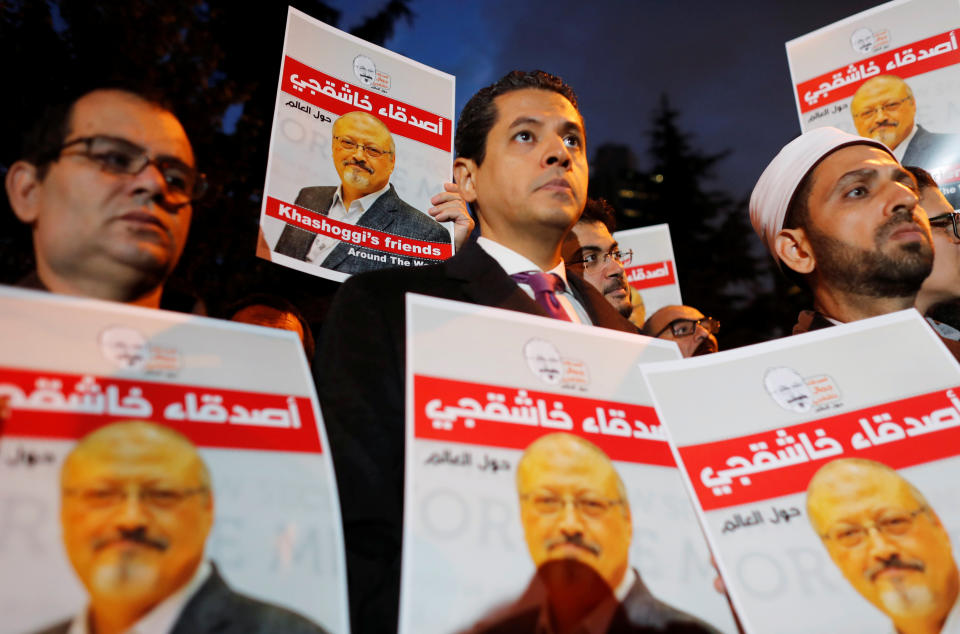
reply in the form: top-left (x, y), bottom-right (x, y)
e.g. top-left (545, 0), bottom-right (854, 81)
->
top-left (763, 367), bottom-right (842, 413)
top-left (850, 27), bottom-right (891, 55)
top-left (98, 326), bottom-right (181, 375)
top-left (353, 54), bottom-right (391, 93)
top-left (522, 338), bottom-right (590, 389)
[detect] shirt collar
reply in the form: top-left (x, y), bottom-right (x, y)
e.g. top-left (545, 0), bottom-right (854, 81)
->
top-left (68, 561), bottom-right (212, 634)
top-left (476, 237), bottom-right (570, 287)
top-left (332, 183), bottom-right (391, 213)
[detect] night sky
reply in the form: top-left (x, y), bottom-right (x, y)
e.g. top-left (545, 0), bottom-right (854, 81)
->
top-left (330, 0), bottom-right (884, 199)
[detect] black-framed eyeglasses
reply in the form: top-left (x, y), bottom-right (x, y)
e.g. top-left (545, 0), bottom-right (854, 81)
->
top-left (854, 97), bottom-right (913, 121)
top-left (656, 316), bottom-right (720, 338)
top-left (333, 135), bottom-right (393, 159)
top-left (568, 248), bottom-right (633, 270)
top-left (928, 210), bottom-right (960, 241)
top-left (55, 135), bottom-right (207, 204)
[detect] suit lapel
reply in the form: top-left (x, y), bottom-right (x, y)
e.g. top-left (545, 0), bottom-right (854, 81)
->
top-left (445, 241), bottom-right (550, 317)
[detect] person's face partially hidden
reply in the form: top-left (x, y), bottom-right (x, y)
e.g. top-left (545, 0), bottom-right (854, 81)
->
top-left (564, 221), bottom-right (631, 317)
top-left (803, 145), bottom-right (932, 298)
top-left (518, 436), bottom-right (631, 590)
top-left (809, 466), bottom-right (957, 624)
top-left (851, 77), bottom-right (916, 150)
top-left (919, 187), bottom-right (960, 305)
top-left (332, 113), bottom-right (396, 197)
top-left (60, 424), bottom-right (213, 611)
top-left (462, 89), bottom-right (587, 241)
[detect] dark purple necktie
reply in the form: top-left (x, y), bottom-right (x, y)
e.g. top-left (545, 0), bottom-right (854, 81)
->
top-left (510, 271), bottom-right (571, 321)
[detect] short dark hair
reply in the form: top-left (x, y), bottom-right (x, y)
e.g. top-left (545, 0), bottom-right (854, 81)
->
top-left (20, 86), bottom-right (176, 180)
top-left (579, 197), bottom-right (616, 233)
top-left (225, 293), bottom-right (316, 362)
top-left (905, 165), bottom-right (938, 192)
top-left (455, 70), bottom-right (580, 166)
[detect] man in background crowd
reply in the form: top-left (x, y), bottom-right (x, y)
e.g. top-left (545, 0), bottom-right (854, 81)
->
top-left (5, 88), bottom-right (204, 312)
top-left (562, 197), bottom-right (634, 320)
top-left (908, 166), bottom-right (960, 340)
top-left (317, 70), bottom-right (636, 633)
top-left (641, 305), bottom-right (719, 357)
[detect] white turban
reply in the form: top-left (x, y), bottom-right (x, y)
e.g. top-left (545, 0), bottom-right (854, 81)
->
top-left (749, 127), bottom-right (894, 263)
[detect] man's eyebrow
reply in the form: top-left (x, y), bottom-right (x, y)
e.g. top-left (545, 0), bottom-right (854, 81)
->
top-left (832, 168), bottom-right (878, 194)
top-left (507, 116), bottom-right (541, 129)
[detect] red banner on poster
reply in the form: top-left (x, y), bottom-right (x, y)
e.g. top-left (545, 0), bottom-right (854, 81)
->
top-left (625, 260), bottom-right (676, 290)
top-left (796, 29), bottom-right (960, 113)
top-left (0, 368), bottom-right (322, 453)
top-left (679, 387), bottom-right (960, 510)
top-left (265, 196), bottom-right (452, 260)
top-left (413, 374), bottom-right (674, 466)
top-left (281, 56), bottom-right (452, 152)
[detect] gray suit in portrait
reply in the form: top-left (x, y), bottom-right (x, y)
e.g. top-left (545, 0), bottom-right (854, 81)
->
top-left (273, 184), bottom-right (451, 274)
top-left (34, 564), bottom-right (329, 634)
top-left (901, 125), bottom-right (960, 207)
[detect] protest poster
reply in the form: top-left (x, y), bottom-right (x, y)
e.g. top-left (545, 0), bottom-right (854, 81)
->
top-left (786, 0), bottom-right (960, 204)
top-left (0, 287), bottom-right (347, 634)
top-left (613, 224), bottom-right (682, 320)
top-left (643, 310), bottom-right (960, 633)
top-left (399, 295), bottom-right (737, 634)
top-left (258, 7), bottom-right (455, 282)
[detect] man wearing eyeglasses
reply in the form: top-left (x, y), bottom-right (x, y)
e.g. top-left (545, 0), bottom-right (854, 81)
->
top-left (469, 433), bottom-right (719, 633)
top-left (5, 88), bottom-right (204, 311)
top-left (39, 420), bottom-right (327, 634)
top-left (907, 166), bottom-right (960, 341)
top-left (562, 198), bottom-right (635, 319)
top-left (851, 76), bottom-right (960, 206)
top-left (641, 305), bottom-right (720, 358)
top-left (807, 458), bottom-right (959, 634)
top-left (272, 110), bottom-right (455, 273)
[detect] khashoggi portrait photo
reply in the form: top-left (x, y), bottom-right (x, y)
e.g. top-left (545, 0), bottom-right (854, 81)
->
top-left (33, 421), bottom-right (330, 634)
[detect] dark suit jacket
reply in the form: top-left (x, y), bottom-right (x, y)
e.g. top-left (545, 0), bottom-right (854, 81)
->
top-left (34, 564), bottom-right (330, 634)
top-left (469, 571), bottom-right (722, 634)
top-left (317, 239), bottom-right (638, 633)
top-left (901, 125), bottom-right (960, 172)
top-left (273, 184), bottom-right (450, 274)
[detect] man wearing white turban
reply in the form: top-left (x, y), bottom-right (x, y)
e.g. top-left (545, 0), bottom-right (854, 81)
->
top-left (749, 127), bottom-right (941, 335)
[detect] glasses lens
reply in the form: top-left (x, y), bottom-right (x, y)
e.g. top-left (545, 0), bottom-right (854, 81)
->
top-left (672, 320), bottom-right (696, 336)
top-left (364, 145), bottom-right (384, 158)
top-left (338, 138), bottom-right (358, 151)
top-left (618, 249), bottom-right (633, 266)
top-left (831, 525), bottom-right (866, 547)
top-left (87, 137), bottom-right (144, 173)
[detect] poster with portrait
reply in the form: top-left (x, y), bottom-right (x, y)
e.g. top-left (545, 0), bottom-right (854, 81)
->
top-left (258, 7), bottom-right (455, 283)
top-left (643, 310), bottom-right (960, 633)
top-left (0, 287), bottom-right (348, 634)
top-left (400, 295), bottom-right (737, 634)
top-left (613, 224), bottom-right (682, 321)
top-left (786, 0), bottom-right (960, 204)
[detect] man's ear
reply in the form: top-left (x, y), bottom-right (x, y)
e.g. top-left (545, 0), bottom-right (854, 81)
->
top-left (453, 157), bottom-right (479, 204)
top-left (5, 161), bottom-right (43, 224)
top-left (775, 227), bottom-right (816, 275)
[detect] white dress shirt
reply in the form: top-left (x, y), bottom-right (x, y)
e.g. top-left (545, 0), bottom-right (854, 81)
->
top-left (476, 237), bottom-right (590, 324)
top-left (892, 124), bottom-right (918, 162)
top-left (67, 561), bottom-right (212, 634)
top-left (305, 184), bottom-right (391, 265)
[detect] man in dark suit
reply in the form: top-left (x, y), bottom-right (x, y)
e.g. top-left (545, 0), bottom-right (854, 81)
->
top-left (850, 75), bottom-right (960, 206)
top-left (317, 70), bottom-right (638, 633)
top-left (272, 110), bottom-right (450, 274)
top-left (39, 421), bottom-right (328, 634)
top-left (466, 433), bottom-right (720, 634)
